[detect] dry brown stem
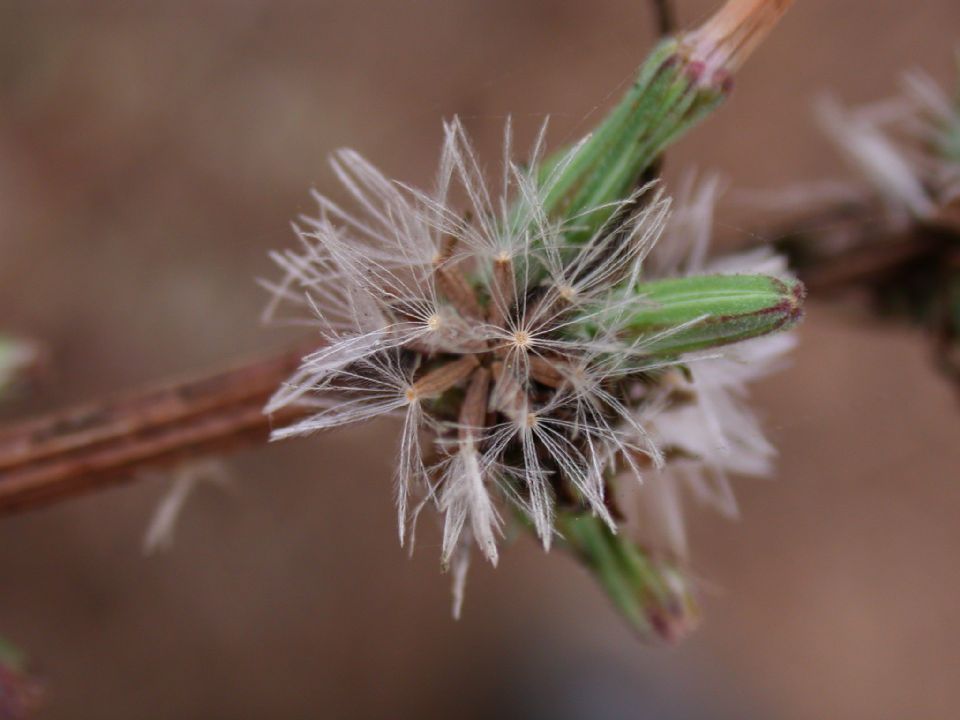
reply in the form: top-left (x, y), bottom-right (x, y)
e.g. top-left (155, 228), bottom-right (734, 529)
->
top-left (0, 344), bottom-right (311, 515)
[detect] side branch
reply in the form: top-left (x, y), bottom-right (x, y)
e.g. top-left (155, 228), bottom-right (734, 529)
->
top-left (0, 345), bottom-right (311, 516)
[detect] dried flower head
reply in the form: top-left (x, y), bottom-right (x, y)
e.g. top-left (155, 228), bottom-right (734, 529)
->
top-left (266, 119), bottom-right (668, 566)
top-left (263, 120), bottom-right (803, 617)
top-left (260, 0), bottom-right (801, 629)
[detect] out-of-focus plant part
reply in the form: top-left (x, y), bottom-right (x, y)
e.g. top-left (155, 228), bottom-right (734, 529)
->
top-left (760, 59), bottom-right (960, 392)
top-left (142, 459), bottom-right (230, 554)
top-left (816, 62), bottom-right (960, 227)
top-left (910, 53), bottom-right (960, 171)
top-left (0, 638), bottom-right (42, 720)
top-left (0, 339), bottom-right (39, 401)
top-left (263, 0), bottom-right (801, 636)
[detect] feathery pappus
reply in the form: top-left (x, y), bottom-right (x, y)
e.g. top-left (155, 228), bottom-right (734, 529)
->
top-left (262, 119), bottom-right (803, 617)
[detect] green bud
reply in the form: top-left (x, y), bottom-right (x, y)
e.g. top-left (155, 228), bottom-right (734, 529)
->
top-left (557, 512), bottom-right (699, 643)
top-left (621, 274), bottom-right (805, 356)
top-left (542, 0), bottom-right (795, 241)
top-left (543, 40), bottom-right (727, 242)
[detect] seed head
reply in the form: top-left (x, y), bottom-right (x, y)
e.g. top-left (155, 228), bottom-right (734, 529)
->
top-left (263, 126), bottom-right (802, 619)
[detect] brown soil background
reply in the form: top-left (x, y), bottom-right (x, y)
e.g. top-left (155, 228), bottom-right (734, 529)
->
top-left (1, 1), bottom-right (959, 718)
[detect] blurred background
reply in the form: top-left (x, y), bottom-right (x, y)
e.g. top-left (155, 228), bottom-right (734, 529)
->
top-left (1, 1), bottom-right (959, 718)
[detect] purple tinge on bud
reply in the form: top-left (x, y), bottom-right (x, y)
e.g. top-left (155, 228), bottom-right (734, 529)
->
top-left (679, 0), bottom-right (795, 89)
